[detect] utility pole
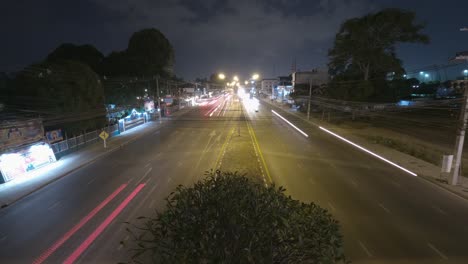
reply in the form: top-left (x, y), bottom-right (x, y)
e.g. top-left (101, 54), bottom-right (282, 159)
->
top-left (307, 79), bottom-right (312, 120)
top-left (452, 86), bottom-right (468, 185)
top-left (156, 76), bottom-right (162, 120)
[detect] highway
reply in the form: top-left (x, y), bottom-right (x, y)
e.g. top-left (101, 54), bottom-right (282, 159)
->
top-left (0, 93), bottom-right (468, 263)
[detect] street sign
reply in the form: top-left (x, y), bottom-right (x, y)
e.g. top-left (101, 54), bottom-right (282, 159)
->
top-left (99, 131), bottom-right (109, 140)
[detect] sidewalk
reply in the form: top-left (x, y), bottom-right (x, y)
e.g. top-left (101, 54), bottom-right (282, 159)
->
top-left (0, 107), bottom-right (191, 209)
top-left (261, 98), bottom-right (468, 200)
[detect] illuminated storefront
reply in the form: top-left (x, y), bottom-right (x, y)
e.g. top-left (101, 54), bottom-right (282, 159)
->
top-left (0, 142), bottom-right (56, 183)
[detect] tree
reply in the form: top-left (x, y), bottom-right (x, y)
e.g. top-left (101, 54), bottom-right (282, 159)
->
top-left (124, 172), bottom-right (345, 263)
top-left (46, 43), bottom-right (104, 73)
top-left (329, 8), bottom-right (429, 81)
top-left (12, 61), bottom-right (106, 134)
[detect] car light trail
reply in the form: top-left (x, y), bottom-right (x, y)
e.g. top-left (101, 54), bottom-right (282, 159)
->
top-left (64, 183), bottom-right (146, 264)
top-left (33, 184), bottom-right (128, 264)
top-left (319, 126), bottom-right (417, 176)
top-left (271, 110), bottom-right (309, 138)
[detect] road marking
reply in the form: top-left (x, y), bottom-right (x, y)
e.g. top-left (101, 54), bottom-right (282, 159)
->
top-left (358, 240), bottom-right (373, 257)
top-left (144, 163), bottom-right (151, 168)
top-left (246, 122), bottom-right (272, 183)
top-left (378, 203), bottom-right (391, 214)
top-left (327, 202), bottom-right (336, 212)
top-left (64, 184), bottom-right (145, 264)
top-left (117, 244), bottom-right (123, 251)
top-left (271, 110), bottom-right (309, 138)
top-left (319, 126), bottom-right (417, 177)
top-left (167, 177), bottom-right (172, 183)
top-left (33, 184), bottom-right (127, 264)
top-left (427, 242), bottom-right (448, 260)
top-left (431, 205), bottom-right (447, 215)
top-left (87, 178), bottom-right (96, 185)
top-left (48, 201), bottom-right (61, 211)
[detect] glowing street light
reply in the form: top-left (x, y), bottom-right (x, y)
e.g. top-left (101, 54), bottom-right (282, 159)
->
top-left (233, 75), bottom-right (239, 82)
top-left (218, 73), bottom-right (226, 80)
top-left (244, 81), bottom-right (248, 85)
top-left (463, 69), bottom-right (468, 76)
top-left (252, 73), bottom-right (259, 80)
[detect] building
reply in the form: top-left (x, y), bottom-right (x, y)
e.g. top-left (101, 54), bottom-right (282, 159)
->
top-left (292, 68), bottom-right (328, 86)
top-left (273, 75), bottom-right (293, 102)
top-left (261, 78), bottom-right (278, 95)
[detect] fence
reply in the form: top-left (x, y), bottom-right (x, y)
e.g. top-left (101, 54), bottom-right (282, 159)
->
top-left (50, 124), bottom-right (119, 157)
top-left (49, 105), bottom-right (183, 158)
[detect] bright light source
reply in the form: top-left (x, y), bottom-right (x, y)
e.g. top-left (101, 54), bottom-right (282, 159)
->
top-left (419, 71), bottom-right (424, 75)
top-left (271, 110), bottom-right (309, 138)
top-left (424, 73), bottom-right (429, 78)
top-left (233, 76), bottom-right (239, 81)
top-left (218, 73), bottom-right (225, 80)
top-left (244, 81), bottom-right (248, 85)
top-left (463, 69), bottom-right (468, 74)
top-left (318, 126), bottom-right (417, 176)
top-left (252, 73), bottom-right (259, 80)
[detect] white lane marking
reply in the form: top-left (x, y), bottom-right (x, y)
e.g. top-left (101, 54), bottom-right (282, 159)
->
top-left (327, 202), bottom-right (336, 212)
top-left (271, 110), bottom-right (309, 138)
top-left (87, 178), bottom-right (96, 185)
top-left (378, 203), bottom-right (391, 214)
top-left (48, 201), bottom-right (61, 211)
top-left (137, 167), bottom-right (153, 184)
top-left (358, 240), bottom-right (373, 257)
top-left (144, 167), bottom-right (152, 177)
top-left (144, 163), bottom-right (151, 168)
top-left (431, 205), bottom-right (447, 215)
top-left (427, 242), bottom-right (448, 260)
top-left (319, 127), bottom-right (417, 177)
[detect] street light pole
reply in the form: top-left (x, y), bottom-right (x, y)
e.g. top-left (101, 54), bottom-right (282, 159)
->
top-left (452, 86), bottom-right (468, 185)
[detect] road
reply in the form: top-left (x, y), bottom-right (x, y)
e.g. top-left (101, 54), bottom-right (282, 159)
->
top-left (0, 93), bottom-right (468, 263)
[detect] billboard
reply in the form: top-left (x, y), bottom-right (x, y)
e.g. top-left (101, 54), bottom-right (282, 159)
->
top-left (0, 119), bottom-right (44, 151)
top-left (45, 129), bottom-right (64, 143)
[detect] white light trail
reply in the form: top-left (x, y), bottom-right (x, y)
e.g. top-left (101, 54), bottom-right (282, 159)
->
top-left (271, 110), bottom-right (309, 138)
top-left (319, 126), bottom-right (417, 176)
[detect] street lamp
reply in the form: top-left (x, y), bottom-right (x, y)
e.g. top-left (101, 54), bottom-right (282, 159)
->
top-left (252, 73), bottom-right (259, 80)
top-left (244, 81), bottom-right (248, 85)
top-left (218, 73), bottom-right (226, 80)
top-left (233, 76), bottom-right (239, 82)
top-left (463, 69), bottom-right (468, 76)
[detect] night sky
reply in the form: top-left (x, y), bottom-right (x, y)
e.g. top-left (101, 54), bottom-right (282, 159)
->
top-left (1, 0), bottom-right (467, 80)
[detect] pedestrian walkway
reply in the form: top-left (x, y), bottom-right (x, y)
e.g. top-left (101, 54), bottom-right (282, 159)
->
top-left (261, 98), bottom-right (468, 200)
top-left (0, 107), bottom-right (191, 208)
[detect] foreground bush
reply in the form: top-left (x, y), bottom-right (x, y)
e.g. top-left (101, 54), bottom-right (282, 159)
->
top-left (124, 172), bottom-right (345, 263)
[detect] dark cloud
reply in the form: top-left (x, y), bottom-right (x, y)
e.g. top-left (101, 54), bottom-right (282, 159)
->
top-left (1, 0), bottom-right (467, 80)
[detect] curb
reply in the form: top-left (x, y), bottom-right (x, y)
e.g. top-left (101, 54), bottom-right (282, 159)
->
top-left (418, 174), bottom-right (468, 201)
top-left (0, 121), bottom-right (165, 209)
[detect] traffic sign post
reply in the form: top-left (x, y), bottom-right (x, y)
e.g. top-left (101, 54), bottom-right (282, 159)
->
top-left (99, 131), bottom-right (109, 148)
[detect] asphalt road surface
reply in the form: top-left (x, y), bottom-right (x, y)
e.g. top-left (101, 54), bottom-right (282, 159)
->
top-left (0, 93), bottom-right (467, 263)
